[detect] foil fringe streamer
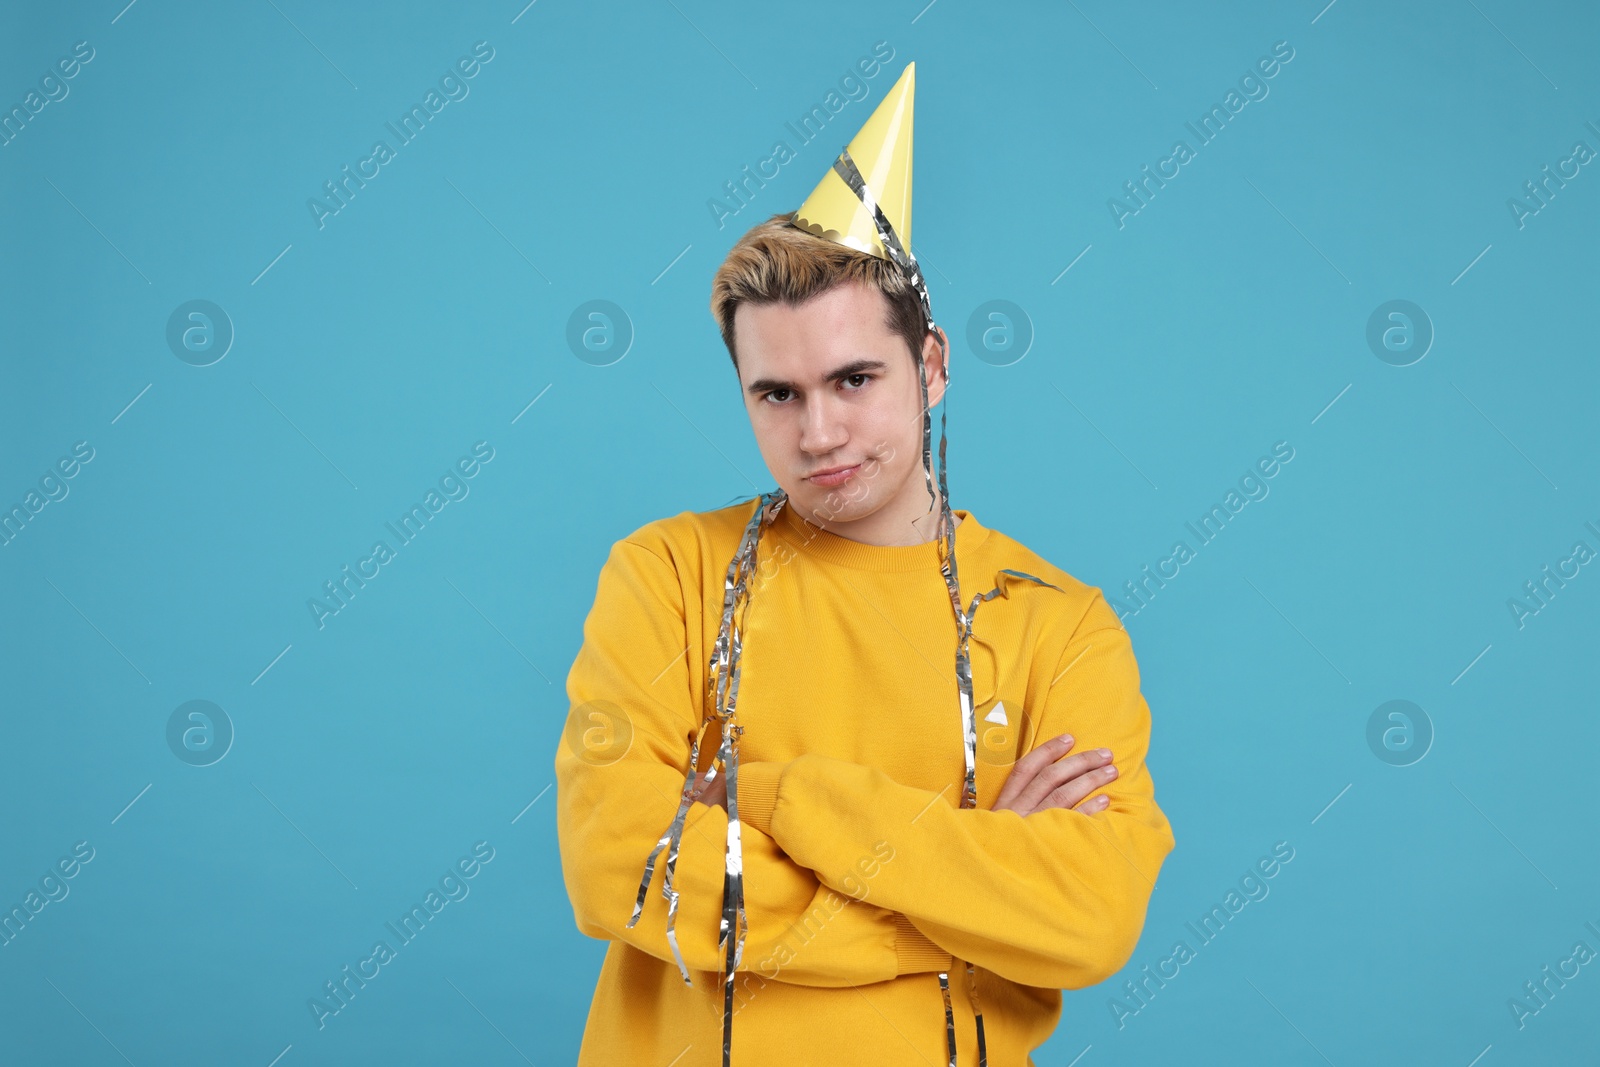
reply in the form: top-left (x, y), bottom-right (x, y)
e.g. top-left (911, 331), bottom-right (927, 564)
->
top-left (625, 141), bottom-right (1065, 1067)
top-left (624, 491), bottom-right (784, 1067)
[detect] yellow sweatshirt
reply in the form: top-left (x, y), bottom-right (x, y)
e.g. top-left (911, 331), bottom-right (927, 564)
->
top-left (555, 497), bottom-right (1176, 1065)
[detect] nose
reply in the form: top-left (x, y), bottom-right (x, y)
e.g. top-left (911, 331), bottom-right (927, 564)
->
top-left (797, 392), bottom-right (847, 457)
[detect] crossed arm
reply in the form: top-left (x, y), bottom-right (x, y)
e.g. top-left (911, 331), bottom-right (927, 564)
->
top-left (555, 538), bottom-right (938, 988)
top-left (554, 537), bottom-right (1176, 991)
top-left (731, 597), bottom-right (1175, 991)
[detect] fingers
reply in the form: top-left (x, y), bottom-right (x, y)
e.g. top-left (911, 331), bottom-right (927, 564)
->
top-left (993, 733), bottom-right (1079, 811)
top-left (1009, 737), bottom-right (1118, 817)
top-left (691, 770), bottom-right (725, 808)
top-left (1027, 753), bottom-right (1117, 815)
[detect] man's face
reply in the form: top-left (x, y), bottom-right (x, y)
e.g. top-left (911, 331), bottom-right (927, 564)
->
top-left (733, 280), bottom-right (948, 539)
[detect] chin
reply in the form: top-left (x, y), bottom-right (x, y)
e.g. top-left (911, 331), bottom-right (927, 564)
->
top-left (801, 485), bottom-right (878, 527)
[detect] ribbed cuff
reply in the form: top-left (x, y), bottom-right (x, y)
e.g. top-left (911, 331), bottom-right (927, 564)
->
top-left (734, 761), bottom-right (785, 836)
top-left (893, 913), bottom-right (953, 974)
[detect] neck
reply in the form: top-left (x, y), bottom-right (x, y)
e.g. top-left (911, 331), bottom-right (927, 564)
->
top-left (791, 486), bottom-right (960, 547)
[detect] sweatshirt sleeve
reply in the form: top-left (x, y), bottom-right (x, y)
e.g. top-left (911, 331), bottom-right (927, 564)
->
top-left (749, 592), bottom-right (1177, 991)
top-left (555, 536), bottom-right (954, 988)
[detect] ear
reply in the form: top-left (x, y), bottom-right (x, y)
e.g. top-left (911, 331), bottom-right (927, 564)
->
top-left (921, 327), bottom-right (951, 407)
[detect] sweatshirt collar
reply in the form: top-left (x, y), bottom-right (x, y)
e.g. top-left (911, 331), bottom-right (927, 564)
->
top-left (770, 498), bottom-right (990, 572)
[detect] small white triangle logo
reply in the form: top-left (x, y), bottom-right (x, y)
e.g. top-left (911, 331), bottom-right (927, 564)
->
top-left (984, 701), bottom-right (1008, 726)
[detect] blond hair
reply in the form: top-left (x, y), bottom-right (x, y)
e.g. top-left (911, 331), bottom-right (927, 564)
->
top-left (709, 213), bottom-right (930, 371)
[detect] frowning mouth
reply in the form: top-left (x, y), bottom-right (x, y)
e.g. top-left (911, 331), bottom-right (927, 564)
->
top-left (806, 463), bottom-right (861, 487)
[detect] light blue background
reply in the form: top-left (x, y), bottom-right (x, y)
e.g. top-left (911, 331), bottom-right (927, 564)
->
top-left (2, 0), bottom-right (1596, 1063)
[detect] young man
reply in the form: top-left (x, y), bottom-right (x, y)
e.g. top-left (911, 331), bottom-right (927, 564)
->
top-left (555, 63), bottom-right (1175, 1065)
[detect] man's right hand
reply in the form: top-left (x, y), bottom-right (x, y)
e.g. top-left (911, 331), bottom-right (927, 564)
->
top-left (992, 735), bottom-right (1117, 817)
top-left (692, 768), bottom-right (727, 811)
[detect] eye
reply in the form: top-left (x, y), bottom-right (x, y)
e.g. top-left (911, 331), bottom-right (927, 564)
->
top-left (842, 373), bottom-right (872, 390)
top-left (762, 388), bottom-right (792, 404)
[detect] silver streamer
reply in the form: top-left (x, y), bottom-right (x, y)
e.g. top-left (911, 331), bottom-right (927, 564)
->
top-left (625, 144), bottom-right (1063, 1066)
top-left (625, 490), bottom-right (785, 1067)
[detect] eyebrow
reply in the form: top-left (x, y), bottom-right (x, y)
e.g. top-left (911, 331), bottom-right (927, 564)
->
top-left (744, 358), bottom-right (889, 396)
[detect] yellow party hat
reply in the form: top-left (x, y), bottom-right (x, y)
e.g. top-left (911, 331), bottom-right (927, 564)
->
top-left (790, 62), bottom-right (915, 261)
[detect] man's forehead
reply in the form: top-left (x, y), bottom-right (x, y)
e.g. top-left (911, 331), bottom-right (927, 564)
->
top-left (735, 285), bottom-right (898, 371)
